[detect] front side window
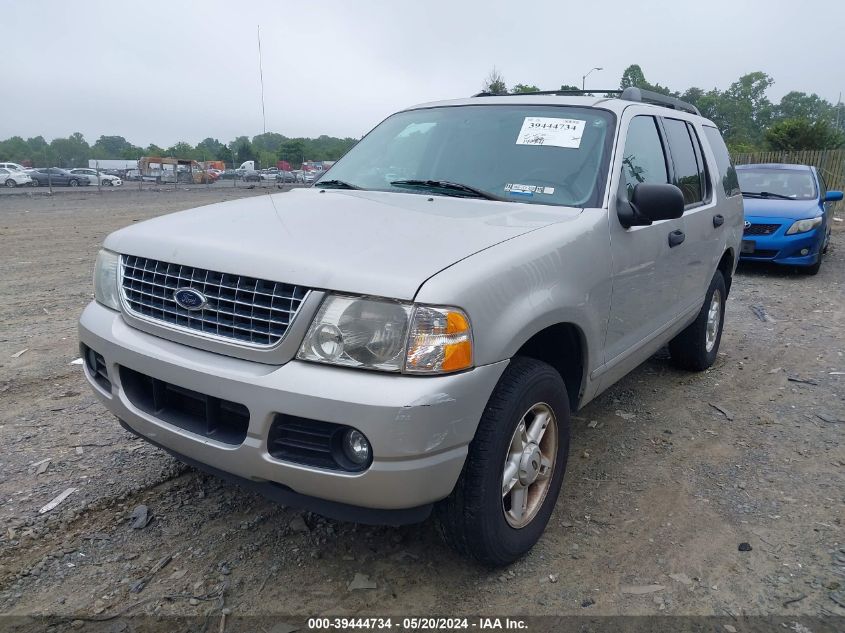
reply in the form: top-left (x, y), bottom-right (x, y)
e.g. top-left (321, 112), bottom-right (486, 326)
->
top-left (663, 118), bottom-right (704, 206)
top-left (621, 115), bottom-right (669, 200)
top-left (737, 168), bottom-right (818, 201)
top-left (319, 104), bottom-right (616, 207)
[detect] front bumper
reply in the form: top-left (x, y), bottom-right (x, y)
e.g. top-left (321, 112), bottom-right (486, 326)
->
top-left (79, 301), bottom-right (507, 521)
top-left (740, 216), bottom-right (823, 266)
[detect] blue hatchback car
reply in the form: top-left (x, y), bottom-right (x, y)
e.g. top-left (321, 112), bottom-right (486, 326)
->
top-left (736, 164), bottom-right (842, 274)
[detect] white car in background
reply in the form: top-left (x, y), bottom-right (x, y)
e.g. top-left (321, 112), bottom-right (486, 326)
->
top-left (69, 168), bottom-right (123, 187)
top-left (0, 167), bottom-right (33, 187)
top-left (0, 162), bottom-right (28, 172)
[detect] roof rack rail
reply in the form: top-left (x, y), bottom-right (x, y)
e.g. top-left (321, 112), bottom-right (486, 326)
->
top-left (472, 89), bottom-right (621, 97)
top-left (618, 87), bottom-right (701, 115)
top-left (471, 87), bottom-right (701, 116)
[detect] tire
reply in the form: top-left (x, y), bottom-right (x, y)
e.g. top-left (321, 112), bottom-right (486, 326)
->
top-left (30, 179), bottom-right (39, 187)
top-left (669, 270), bottom-right (726, 371)
top-left (5, 179), bottom-right (16, 188)
top-left (68, 179), bottom-right (79, 187)
top-left (434, 357), bottom-right (570, 566)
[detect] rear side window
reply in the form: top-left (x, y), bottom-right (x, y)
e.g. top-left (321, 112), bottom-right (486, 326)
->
top-left (663, 118), bottom-right (704, 206)
top-left (621, 116), bottom-right (669, 200)
top-left (702, 126), bottom-right (740, 197)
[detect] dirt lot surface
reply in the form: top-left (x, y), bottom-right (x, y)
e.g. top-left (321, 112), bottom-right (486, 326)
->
top-left (1, 189), bottom-right (843, 626)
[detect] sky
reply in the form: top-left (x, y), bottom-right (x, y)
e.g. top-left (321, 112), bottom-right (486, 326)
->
top-left (3, 0), bottom-right (844, 147)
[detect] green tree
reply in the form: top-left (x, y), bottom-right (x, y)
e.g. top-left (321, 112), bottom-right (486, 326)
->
top-left (765, 118), bottom-right (844, 151)
top-left (194, 137), bottom-right (224, 160)
top-left (50, 132), bottom-right (90, 167)
top-left (559, 84), bottom-right (580, 92)
top-left (620, 64), bottom-right (647, 89)
top-left (232, 137), bottom-right (256, 165)
top-left (511, 84), bottom-right (540, 94)
top-left (775, 91), bottom-right (834, 124)
top-left (278, 139), bottom-right (305, 166)
top-left (252, 132), bottom-right (287, 154)
top-left (145, 144), bottom-right (165, 156)
top-left (482, 67), bottom-right (507, 95)
top-left (92, 135), bottom-right (134, 158)
top-left (165, 141), bottom-right (196, 158)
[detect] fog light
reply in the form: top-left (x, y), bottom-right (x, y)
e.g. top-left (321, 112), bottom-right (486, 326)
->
top-left (342, 429), bottom-right (371, 466)
top-left (800, 248), bottom-right (809, 256)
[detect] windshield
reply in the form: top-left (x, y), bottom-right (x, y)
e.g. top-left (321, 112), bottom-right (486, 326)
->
top-left (320, 104), bottom-right (615, 207)
top-left (737, 168), bottom-right (817, 201)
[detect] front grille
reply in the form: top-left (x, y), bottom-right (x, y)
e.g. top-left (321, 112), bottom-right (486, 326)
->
top-left (268, 415), bottom-right (370, 472)
top-left (120, 255), bottom-right (309, 346)
top-left (120, 366), bottom-right (249, 445)
top-left (744, 223), bottom-right (780, 236)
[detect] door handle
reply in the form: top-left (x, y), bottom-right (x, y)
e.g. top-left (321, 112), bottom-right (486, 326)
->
top-left (668, 230), bottom-right (686, 248)
top-left (713, 214), bottom-right (725, 228)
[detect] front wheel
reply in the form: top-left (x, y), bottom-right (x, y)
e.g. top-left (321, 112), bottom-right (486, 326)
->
top-left (435, 357), bottom-right (570, 566)
top-left (68, 179), bottom-right (79, 187)
top-left (30, 179), bottom-right (39, 187)
top-left (5, 179), bottom-right (16, 188)
top-left (669, 271), bottom-right (726, 371)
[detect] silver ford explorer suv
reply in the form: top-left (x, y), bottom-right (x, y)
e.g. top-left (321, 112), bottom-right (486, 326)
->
top-left (79, 88), bottom-right (743, 565)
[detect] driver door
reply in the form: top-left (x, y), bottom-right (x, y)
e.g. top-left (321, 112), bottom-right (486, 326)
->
top-left (602, 113), bottom-right (687, 384)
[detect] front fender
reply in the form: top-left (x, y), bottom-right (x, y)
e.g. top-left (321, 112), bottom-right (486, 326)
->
top-left (415, 209), bottom-right (612, 383)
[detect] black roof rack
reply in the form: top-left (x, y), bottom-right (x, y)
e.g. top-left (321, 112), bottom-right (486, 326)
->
top-left (471, 86), bottom-right (701, 116)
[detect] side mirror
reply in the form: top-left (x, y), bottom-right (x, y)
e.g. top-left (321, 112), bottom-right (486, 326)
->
top-left (617, 183), bottom-right (685, 227)
top-left (824, 190), bottom-right (843, 202)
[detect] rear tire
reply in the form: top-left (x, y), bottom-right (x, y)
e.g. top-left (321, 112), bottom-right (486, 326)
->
top-left (669, 271), bottom-right (726, 371)
top-left (68, 179), bottom-right (79, 187)
top-left (30, 179), bottom-right (39, 187)
top-left (434, 357), bottom-right (570, 566)
top-left (5, 179), bottom-right (15, 188)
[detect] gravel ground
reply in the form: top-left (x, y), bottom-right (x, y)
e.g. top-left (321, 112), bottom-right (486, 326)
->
top-left (0, 189), bottom-right (843, 624)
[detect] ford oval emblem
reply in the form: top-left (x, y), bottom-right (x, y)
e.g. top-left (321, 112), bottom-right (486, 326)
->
top-left (173, 287), bottom-right (207, 311)
top-left (744, 220), bottom-right (752, 229)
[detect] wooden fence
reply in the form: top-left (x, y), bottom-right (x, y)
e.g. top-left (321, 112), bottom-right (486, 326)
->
top-left (732, 149), bottom-right (845, 211)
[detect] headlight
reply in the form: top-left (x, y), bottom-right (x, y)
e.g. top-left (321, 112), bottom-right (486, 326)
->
top-left (785, 217), bottom-right (822, 235)
top-left (297, 295), bottom-right (473, 374)
top-left (93, 249), bottom-right (120, 310)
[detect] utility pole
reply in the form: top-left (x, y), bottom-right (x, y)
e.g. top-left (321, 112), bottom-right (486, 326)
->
top-left (257, 25), bottom-right (267, 135)
top-left (582, 67), bottom-right (603, 91)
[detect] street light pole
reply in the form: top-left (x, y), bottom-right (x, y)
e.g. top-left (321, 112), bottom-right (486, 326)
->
top-left (582, 66), bottom-right (603, 91)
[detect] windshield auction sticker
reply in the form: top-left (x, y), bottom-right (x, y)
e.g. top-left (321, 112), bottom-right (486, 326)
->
top-left (516, 117), bottom-right (585, 148)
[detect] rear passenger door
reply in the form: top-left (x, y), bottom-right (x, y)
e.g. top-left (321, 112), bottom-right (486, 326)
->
top-left (605, 113), bottom-right (688, 369)
top-left (660, 117), bottom-right (720, 314)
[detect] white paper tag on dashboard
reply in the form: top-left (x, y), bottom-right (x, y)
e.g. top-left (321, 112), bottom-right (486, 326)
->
top-left (516, 117), bottom-right (585, 148)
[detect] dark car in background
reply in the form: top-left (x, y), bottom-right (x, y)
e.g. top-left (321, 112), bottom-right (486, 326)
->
top-left (28, 167), bottom-right (90, 187)
top-left (737, 164), bottom-right (842, 274)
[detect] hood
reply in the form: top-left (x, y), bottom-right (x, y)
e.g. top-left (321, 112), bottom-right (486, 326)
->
top-left (742, 197), bottom-right (821, 219)
top-left (104, 188), bottom-right (580, 300)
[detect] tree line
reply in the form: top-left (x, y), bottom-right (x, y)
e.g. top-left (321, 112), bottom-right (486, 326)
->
top-left (5, 65), bottom-right (841, 168)
top-left (0, 132), bottom-right (359, 169)
top-left (483, 65), bottom-right (845, 152)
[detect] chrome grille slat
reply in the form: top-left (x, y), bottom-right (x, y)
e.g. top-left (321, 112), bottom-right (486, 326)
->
top-left (120, 255), bottom-right (308, 347)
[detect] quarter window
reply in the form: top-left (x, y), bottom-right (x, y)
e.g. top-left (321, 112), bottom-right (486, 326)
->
top-left (621, 116), bottom-right (669, 200)
top-left (663, 118), bottom-right (704, 206)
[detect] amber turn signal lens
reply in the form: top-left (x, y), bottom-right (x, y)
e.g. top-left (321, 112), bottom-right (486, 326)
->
top-left (405, 306), bottom-right (473, 374)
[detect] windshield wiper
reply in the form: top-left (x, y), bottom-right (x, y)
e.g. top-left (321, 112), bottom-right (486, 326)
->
top-left (315, 179), bottom-right (361, 190)
top-left (390, 179), bottom-right (502, 201)
top-left (741, 190), bottom-right (794, 200)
